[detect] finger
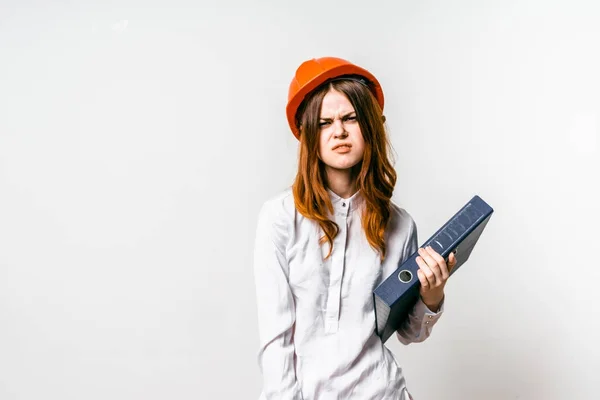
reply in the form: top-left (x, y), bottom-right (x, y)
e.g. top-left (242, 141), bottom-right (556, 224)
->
top-left (448, 251), bottom-right (457, 272)
top-left (417, 269), bottom-right (429, 290)
top-left (418, 248), bottom-right (443, 285)
top-left (424, 246), bottom-right (449, 280)
top-left (416, 255), bottom-right (436, 287)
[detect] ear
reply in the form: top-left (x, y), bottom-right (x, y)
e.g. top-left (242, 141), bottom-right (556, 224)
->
top-left (381, 115), bottom-right (386, 123)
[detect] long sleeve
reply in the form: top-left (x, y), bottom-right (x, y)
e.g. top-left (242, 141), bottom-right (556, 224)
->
top-left (395, 216), bottom-right (444, 345)
top-left (253, 201), bottom-right (303, 399)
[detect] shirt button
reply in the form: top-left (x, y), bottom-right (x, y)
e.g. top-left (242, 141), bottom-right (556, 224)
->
top-left (428, 315), bottom-right (433, 319)
top-left (342, 202), bottom-right (346, 207)
top-left (426, 321), bottom-right (430, 325)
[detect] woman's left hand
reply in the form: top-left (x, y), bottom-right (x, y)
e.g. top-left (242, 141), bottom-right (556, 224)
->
top-left (415, 246), bottom-right (457, 312)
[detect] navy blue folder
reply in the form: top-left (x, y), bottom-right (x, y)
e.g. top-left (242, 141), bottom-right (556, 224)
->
top-left (373, 195), bottom-right (494, 343)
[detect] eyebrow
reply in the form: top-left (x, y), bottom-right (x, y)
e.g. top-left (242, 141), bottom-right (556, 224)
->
top-left (319, 111), bottom-right (356, 120)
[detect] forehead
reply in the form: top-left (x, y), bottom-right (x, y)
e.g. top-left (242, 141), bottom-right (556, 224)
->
top-left (320, 88), bottom-right (355, 116)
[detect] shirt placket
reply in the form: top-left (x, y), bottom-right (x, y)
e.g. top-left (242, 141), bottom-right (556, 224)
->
top-left (324, 200), bottom-right (350, 333)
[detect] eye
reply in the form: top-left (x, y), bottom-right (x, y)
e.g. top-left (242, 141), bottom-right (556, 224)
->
top-left (319, 121), bottom-right (331, 127)
top-left (344, 116), bottom-right (357, 122)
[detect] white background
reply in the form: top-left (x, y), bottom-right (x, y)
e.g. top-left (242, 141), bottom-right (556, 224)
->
top-left (1, 1), bottom-right (598, 399)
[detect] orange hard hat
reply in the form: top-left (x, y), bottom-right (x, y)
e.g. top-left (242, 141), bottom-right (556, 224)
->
top-left (286, 56), bottom-right (385, 139)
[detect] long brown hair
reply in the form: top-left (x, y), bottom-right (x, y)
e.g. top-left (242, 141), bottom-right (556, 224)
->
top-left (292, 76), bottom-right (397, 260)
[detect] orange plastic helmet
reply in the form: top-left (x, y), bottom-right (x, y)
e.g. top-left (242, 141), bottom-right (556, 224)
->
top-left (286, 56), bottom-right (385, 139)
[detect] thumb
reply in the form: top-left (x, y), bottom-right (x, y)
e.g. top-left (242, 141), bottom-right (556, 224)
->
top-left (447, 251), bottom-right (457, 272)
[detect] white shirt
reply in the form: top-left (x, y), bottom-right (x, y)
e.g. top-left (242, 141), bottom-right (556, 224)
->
top-left (253, 188), bottom-right (444, 400)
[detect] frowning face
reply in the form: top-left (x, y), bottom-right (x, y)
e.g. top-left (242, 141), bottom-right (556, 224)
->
top-left (318, 88), bottom-right (365, 171)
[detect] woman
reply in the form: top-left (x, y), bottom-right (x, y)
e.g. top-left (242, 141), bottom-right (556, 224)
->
top-left (253, 57), bottom-right (457, 400)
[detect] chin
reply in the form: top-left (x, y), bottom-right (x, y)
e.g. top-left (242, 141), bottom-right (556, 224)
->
top-left (325, 158), bottom-right (362, 171)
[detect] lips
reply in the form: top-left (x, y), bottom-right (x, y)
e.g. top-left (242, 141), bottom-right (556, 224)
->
top-left (332, 143), bottom-right (352, 151)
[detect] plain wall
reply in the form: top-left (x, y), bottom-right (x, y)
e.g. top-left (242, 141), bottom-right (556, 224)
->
top-left (1, 0), bottom-right (598, 399)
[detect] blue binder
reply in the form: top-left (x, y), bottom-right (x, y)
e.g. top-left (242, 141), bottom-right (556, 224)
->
top-left (374, 195), bottom-right (494, 343)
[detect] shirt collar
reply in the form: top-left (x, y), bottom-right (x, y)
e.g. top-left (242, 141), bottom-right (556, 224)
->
top-left (326, 188), bottom-right (365, 214)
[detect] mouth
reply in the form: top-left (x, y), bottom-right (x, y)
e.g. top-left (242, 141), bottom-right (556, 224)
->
top-left (332, 143), bottom-right (352, 151)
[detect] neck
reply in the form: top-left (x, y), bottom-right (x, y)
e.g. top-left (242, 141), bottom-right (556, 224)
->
top-left (324, 166), bottom-right (358, 199)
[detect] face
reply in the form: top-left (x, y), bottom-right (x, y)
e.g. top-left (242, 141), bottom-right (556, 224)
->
top-left (318, 88), bottom-right (365, 171)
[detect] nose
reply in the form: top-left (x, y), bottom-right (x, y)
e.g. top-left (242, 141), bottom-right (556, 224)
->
top-left (332, 119), bottom-right (348, 138)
